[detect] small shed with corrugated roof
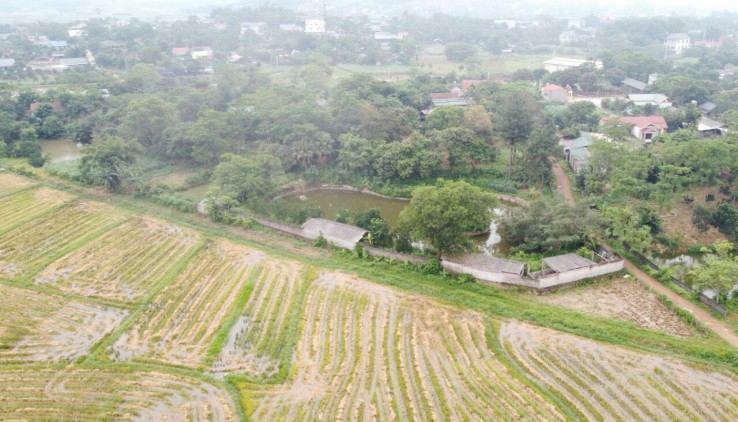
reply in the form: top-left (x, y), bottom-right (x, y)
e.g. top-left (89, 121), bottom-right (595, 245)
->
top-left (541, 253), bottom-right (595, 273)
top-left (301, 218), bottom-right (368, 249)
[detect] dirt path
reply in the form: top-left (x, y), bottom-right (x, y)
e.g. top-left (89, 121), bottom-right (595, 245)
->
top-left (551, 160), bottom-right (575, 205)
top-left (552, 161), bottom-right (738, 349)
top-left (622, 260), bottom-right (738, 348)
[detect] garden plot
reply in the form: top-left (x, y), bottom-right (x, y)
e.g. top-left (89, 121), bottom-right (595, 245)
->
top-left (0, 369), bottom-right (237, 421)
top-left (0, 172), bottom-right (34, 196)
top-left (0, 200), bottom-right (127, 281)
top-left (537, 278), bottom-right (694, 337)
top-left (34, 217), bottom-right (202, 304)
top-left (501, 321), bottom-right (738, 421)
top-left (245, 273), bottom-right (563, 422)
top-left (0, 188), bottom-right (75, 234)
top-left (111, 240), bottom-right (266, 367)
top-left (0, 284), bottom-right (127, 363)
top-left (212, 259), bottom-right (309, 377)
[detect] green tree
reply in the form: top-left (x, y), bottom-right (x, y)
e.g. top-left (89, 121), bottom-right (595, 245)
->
top-left (433, 127), bottom-right (493, 174)
top-left (372, 135), bottom-right (442, 182)
top-left (461, 105), bottom-right (493, 137)
top-left (520, 125), bottom-right (558, 186)
top-left (398, 180), bottom-right (497, 258)
top-left (212, 153), bottom-right (283, 203)
top-left (119, 96), bottom-right (177, 155)
top-left (13, 127), bottom-right (41, 158)
top-left (79, 135), bottom-right (141, 192)
top-left (688, 240), bottom-right (738, 304)
top-left (424, 106), bottom-right (464, 132)
top-left (652, 75), bottom-right (719, 105)
top-left (601, 206), bottom-right (653, 255)
top-left (336, 133), bottom-right (373, 178)
top-left (499, 199), bottom-right (599, 253)
top-left (496, 95), bottom-right (533, 177)
top-left (562, 101), bottom-right (600, 130)
top-left (444, 42), bottom-right (477, 62)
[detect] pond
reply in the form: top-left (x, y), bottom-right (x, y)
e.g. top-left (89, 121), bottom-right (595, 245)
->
top-left (470, 204), bottom-right (518, 256)
top-left (278, 189), bottom-right (519, 256)
top-left (40, 139), bottom-right (84, 163)
top-left (279, 189), bottom-right (409, 227)
top-left (652, 253), bottom-right (704, 268)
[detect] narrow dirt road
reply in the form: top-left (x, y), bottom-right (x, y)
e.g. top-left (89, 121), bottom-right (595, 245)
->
top-left (551, 160), bottom-right (575, 204)
top-left (552, 160), bottom-right (738, 349)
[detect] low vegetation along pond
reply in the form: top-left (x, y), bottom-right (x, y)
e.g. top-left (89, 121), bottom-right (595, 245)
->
top-left (278, 188), bottom-right (518, 255)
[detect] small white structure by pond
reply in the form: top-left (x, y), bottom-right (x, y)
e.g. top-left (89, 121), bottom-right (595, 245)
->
top-left (301, 218), bottom-right (368, 250)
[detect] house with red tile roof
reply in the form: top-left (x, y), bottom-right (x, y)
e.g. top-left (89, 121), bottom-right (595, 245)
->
top-left (619, 116), bottom-right (668, 142)
top-left (461, 79), bottom-right (484, 91)
top-left (541, 84), bottom-right (570, 103)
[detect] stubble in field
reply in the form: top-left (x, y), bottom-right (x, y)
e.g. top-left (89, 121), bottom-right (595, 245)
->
top-left (501, 321), bottom-right (738, 421)
top-left (537, 278), bottom-right (694, 337)
top-left (244, 272), bottom-right (564, 421)
top-left (34, 217), bottom-right (202, 304)
top-left (111, 240), bottom-right (266, 367)
top-left (0, 284), bottom-right (127, 363)
top-left (0, 369), bottom-right (237, 421)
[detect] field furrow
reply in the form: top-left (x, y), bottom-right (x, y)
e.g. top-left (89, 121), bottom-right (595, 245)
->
top-left (0, 188), bottom-right (75, 234)
top-left (213, 259), bottom-right (308, 377)
top-left (110, 240), bottom-right (264, 367)
top-left (0, 369), bottom-right (237, 421)
top-left (0, 201), bottom-right (127, 281)
top-left (243, 272), bottom-right (563, 421)
top-left (501, 321), bottom-right (738, 422)
top-left (0, 284), bottom-right (127, 363)
top-left (34, 217), bottom-right (202, 304)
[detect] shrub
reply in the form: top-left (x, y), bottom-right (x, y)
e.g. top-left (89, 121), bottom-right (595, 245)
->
top-left (354, 243), bottom-right (368, 258)
top-left (185, 169), bottom-right (212, 187)
top-left (488, 180), bottom-right (519, 193)
top-left (151, 192), bottom-right (196, 213)
top-left (28, 151), bottom-right (46, 168)
top-left (457, 273), bottom-right (476, 284)
top-left (314, 234), bottom-right (328, 248)
top-left (394, 235), bottom-right (414, 253)
top-left (419, 258), bottom-right (443, 275)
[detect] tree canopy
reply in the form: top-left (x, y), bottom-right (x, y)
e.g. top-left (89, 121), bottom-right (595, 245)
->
top-left (398, 180), bottom-right (497, 258)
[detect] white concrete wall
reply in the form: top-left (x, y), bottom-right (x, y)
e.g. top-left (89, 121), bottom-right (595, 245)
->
top-left (441, 261), bottom-right (537, 287)
top-left (442, 259), bottom-right (624, 289)
top-left (537, 260), bottom-right (624, 288)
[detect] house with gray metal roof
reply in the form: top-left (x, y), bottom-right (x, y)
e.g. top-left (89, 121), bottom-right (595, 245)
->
top-left (59, 57), bottom-right (89, 67)
top-left (621, 77), bottom-right (646, 92)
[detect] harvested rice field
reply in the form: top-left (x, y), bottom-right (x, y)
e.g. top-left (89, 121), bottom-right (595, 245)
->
top-left (1, 184), bottom-right (737, 421)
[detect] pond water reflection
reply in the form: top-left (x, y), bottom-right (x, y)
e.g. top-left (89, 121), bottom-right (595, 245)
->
top-left (40, 139), bottom-right (84, 162)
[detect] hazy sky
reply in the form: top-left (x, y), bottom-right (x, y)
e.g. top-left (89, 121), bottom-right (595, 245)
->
top-left (1, 0), bottom-right (737, 21)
